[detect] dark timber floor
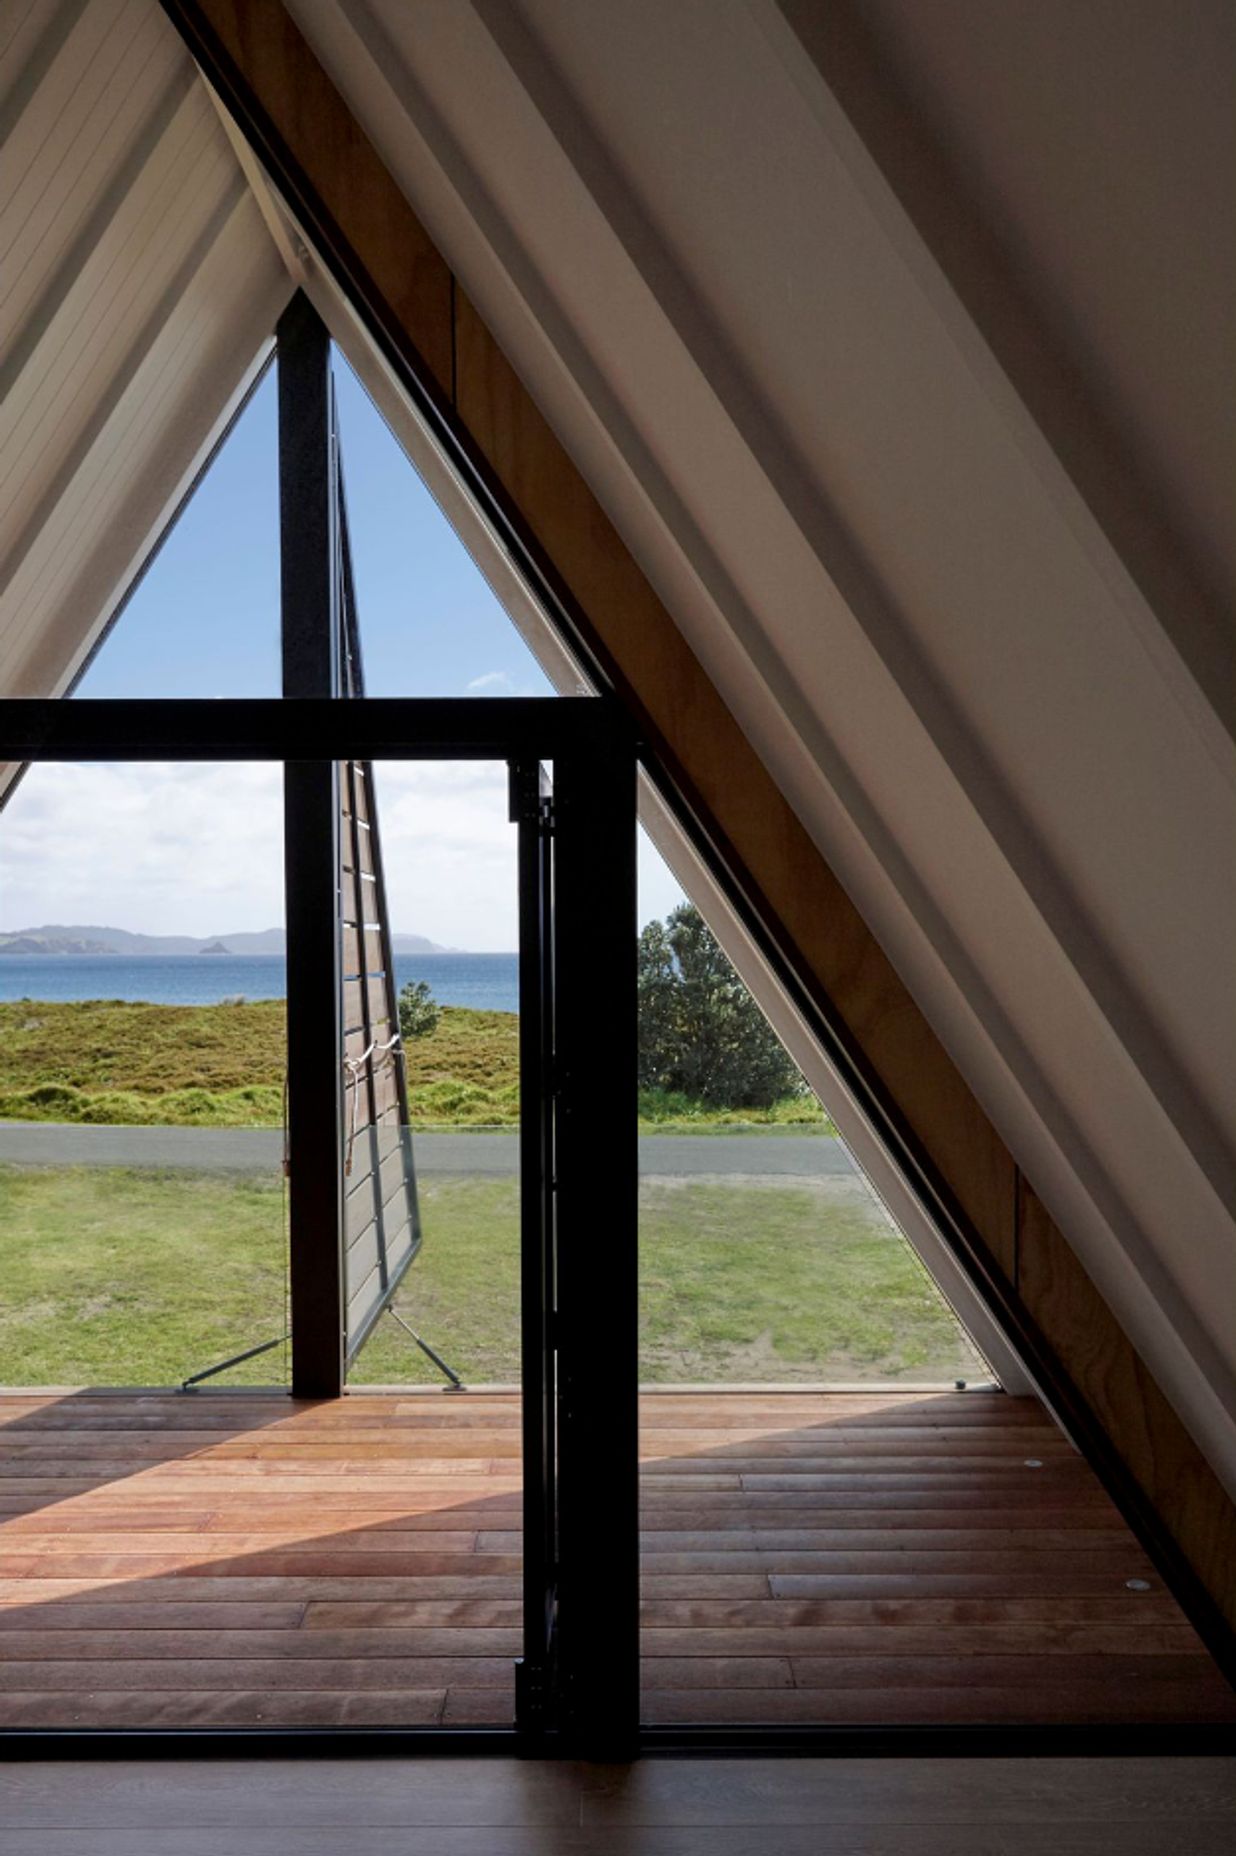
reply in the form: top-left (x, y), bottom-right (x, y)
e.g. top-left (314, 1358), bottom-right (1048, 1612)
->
top-left (0, 1389), bottom-right (1231, 1730)
top-left (4, 1758), bottom-right (1236, 1856)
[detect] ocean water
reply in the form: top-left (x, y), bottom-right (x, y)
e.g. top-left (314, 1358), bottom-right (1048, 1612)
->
top-left (0, 952), bottom-right (519, 1013)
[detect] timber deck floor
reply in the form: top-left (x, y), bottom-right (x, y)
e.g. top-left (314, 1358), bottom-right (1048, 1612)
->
top-left (0, 1388), bottom-right (1231, 1731)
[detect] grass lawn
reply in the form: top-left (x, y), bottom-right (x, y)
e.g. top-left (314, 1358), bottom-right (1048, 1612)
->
top-left (634, 1176), bottom-right (981, 1382)
top-left (0, 1164), bottom-right (981, 1387)
top-left (0, 1164), bottom-right (288, 1387)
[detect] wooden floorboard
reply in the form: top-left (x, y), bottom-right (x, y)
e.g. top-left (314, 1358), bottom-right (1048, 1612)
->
top-left (0, 1389), bottom-right (1231, 1730)
top-left (1, 1755), bottom-right (1235, 1854)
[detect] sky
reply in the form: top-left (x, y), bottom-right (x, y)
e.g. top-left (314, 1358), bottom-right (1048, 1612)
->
top-left (1, 354), bottom-right (685, 949)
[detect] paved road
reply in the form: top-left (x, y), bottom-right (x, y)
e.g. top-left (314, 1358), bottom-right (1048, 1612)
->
top-left (0, 1122), bottom-right (855, 1179)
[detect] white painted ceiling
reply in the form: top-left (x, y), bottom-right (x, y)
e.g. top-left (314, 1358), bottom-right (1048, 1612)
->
top-left (849, 0), bottom-right (1235, 622)
top-left (1, 1), bottom-right (1232, 1488)
top-left (0, 0), bottom-right (292, 710)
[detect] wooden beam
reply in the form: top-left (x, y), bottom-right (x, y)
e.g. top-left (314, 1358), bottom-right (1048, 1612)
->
top-left (164, 1), bottom-right (1236, 1658)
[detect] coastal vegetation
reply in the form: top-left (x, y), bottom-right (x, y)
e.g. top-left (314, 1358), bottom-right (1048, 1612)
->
top-left (0, 920), bottom-right (964, 1387)
top-left (0, 997), bottom-right (830, 1130)
top-left (638, 903), bottom-right (802, 1108)
top-left (0, 998), bottom-right (517, 1127)
top-left (397, 977), bottom-right (441, 1040)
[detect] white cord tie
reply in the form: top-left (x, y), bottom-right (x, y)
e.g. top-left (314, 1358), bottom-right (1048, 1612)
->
top-left (343, 1032), bottom-right (404, 1174)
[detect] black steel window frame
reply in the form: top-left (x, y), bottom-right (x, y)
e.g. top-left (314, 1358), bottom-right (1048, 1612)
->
top-left (277, 293), bottom-right (346, 1398)
top-left (0, 694), bottom-right (640, 1761)
top-left (0, 699), bottom-right (625, 763)
top-left (1, 705), bottom-right (1231, 1762)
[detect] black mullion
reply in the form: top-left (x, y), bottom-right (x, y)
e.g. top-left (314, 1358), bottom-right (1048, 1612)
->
top-left (0, 697), bottom-right (621, 763)
top-left (513, 759), bottom-right (559, 1736)
top-left (278, 292), bottom-right (345, 1400)
top-left (283, 759), bottom-right (344, 1398)
top-left (553, 745), bottom-right (639, 1756)
top-left (278, 292), bottom-right (338, 702)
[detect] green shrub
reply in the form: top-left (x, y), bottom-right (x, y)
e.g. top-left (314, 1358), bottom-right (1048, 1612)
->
top-left (638, 1088), bottom-right (705, 1123)
top-left (406, 1079), bottom-right (515, 1126)
top-left (638, 904), bottom-right (805, 1109)
top-left (398, 980), bottom-right (441, 1041)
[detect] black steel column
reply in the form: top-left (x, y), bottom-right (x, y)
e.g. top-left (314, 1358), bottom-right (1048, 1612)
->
top-left (513, 759), bottom-right (558, 1734)
top-left (279, 294), bottom-right (338, 699)
top-left (278, 292), bottom-right (345, 1399)
top-left (553, 737), bottom-right (639, 1754)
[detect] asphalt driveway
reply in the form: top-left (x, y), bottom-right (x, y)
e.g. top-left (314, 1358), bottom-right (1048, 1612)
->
top-left (0, 1123), bottom-right (855, 1179)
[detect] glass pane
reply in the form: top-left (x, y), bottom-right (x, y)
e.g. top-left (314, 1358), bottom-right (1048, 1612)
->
top-left (335, 356), bottom-right (559, 699)
top-left (343, 759), bottom-right (521, 1388)
top-left (635, 830), bottom-right (981, 1387)
top-left (0, 760), bottom-right (288, 1390)
top-left (340, 759), bottom-right (522, 1731)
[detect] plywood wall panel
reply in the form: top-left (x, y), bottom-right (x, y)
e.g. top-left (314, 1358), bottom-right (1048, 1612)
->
top-left (1017, 1178), bottom-right (1236, 1635)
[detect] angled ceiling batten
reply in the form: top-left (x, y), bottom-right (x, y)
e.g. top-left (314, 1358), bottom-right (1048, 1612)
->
top-left (1, 172), bottom-right (249, 622)
top-left (765, 0), bottom-right (1235, 733)
top-left (160, 0), bottom-right (1236, 1674)
top-left (0, 0), bottom-right (294, 733)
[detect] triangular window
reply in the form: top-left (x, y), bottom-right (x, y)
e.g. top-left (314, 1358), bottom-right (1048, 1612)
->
top-left (334, 355), bottom-right (557, 699)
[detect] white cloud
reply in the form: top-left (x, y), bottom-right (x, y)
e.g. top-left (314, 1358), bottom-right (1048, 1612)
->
top-left (1, 762), bottom-right (286, 939)
top-left (637, 826), bottom-right (687, 928)
top-left (464, 670), bottom-right (515, 694)
top-left (370, 760), bottom-right (517, 948)
top-left (1, 759), bottom-right (685, 950)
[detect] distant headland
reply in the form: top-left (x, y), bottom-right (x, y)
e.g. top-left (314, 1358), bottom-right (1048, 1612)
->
top-left (0, 924), bottom-right (453, 957)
